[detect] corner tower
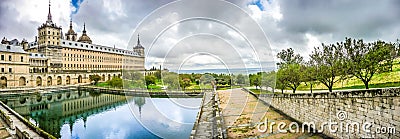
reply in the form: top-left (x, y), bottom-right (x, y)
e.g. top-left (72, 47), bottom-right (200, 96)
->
top-left (37, 0), bottom-right (62, 47)
top-left (37, 0), bottom-right (63, 72)
top-left (133, 34), bottom-right (144, 57)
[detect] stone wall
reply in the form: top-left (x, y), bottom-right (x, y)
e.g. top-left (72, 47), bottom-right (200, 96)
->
top-left (252, 88), bottom-right (400, 138)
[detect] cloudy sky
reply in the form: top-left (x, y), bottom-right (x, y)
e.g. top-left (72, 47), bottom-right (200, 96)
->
top-left (1, 0), bottom-right (399, 72)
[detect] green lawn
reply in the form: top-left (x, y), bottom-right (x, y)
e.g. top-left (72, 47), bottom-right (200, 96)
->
top-left (249, 89), bottom-right (274, 94)
top-left (95, 82), bottom-right (110, 87)
top-left (298, 59), bottom-right (400, 91)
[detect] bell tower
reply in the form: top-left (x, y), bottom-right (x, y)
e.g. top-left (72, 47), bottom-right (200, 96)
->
top-left (37, 0), bottom-right (63, 72)
top-left (65, 20), bottom-right (77, 41)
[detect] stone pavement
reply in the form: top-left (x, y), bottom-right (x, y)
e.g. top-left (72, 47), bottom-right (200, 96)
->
top-left (191, 91), bottom-right (226, 139)
top-left (0, 102), bottom-right (44, 139)
top-left (191, 91), bottom-right (215, 138)
top-left (0, 118), bottom-right (11, 139)
top-left (218, 88), bottom-right (323, 138)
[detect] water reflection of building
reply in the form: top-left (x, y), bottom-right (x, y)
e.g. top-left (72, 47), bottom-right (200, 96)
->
top-left (133, 97), bottom-right (145, 118)
top-left (3, 91), bottom-right (131, 138)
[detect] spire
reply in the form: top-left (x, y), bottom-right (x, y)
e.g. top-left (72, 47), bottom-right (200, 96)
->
top-left (137, 34), bottom-right (141, 45)
top-left (135, 34), bottom-right (143, 48)
top-left (69, 20), bottom-right (73, 29)
top-left (78, 22), bottom-right (92, 44)
top-left (46, 0), bottom-right (53, 24)
top-left (83, 23), bottom-right (86, 33)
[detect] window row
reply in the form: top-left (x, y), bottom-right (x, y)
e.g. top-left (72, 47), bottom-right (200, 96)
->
top-left (40, 31), bottom-right (60, 36)
top-left (0, 55), bottom-right (25, 62)
top-left (0, 68), bottom-right (12, 73)
top-left (63, 64), bottom-right (122, 69)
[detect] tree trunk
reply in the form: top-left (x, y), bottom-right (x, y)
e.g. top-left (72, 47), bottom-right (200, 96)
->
top-left (328, 87), bottom-right (332, 92)
top-left (281, 89), bottom-right (284, 94)
top-left (310, 83), bottom-right (313, 94)
top-left (363, 81), bottom-right (369, 89)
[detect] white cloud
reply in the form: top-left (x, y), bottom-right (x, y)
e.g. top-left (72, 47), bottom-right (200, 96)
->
top-left (103, 0), bottom-right (127, 19)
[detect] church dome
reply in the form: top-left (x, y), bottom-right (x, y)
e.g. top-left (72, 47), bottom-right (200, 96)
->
top-left (77, 23), bottom-right (92, 44)
top-left (78, 35), bottom-right (92, 44)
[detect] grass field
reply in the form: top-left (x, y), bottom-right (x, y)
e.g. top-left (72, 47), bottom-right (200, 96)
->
top-left (249, 89), bottom-right (275, 94)
top-left (297, 58), bottom-right (400, 91)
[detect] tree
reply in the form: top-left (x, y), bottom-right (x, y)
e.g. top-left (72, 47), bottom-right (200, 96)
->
top-left (260, 71), bottom-right (276, 91)
top-left (145, 75), bottom-right (156, 89)
top-left (280, 63), bottom-right (304, 93)
top-left (277, 48), bottom-right (304, 67)
top-left (89, 75), bottom-right (101, 85)
top-left (302, 64), bottom-right (318, 93)
top-left (180, 78), bottom-right (191, 89)
top-left (162, 72), bottom-right (180, 90)
top-left (107, 77), bottom-right (123, 88)
top-left (276, 48), bottom-right (304, 93)
top-left (343, 38), bottom-right (392, 89)
top-left (309, 42), bottom-right (346, 92)
top-left (276, 69), bottom-right (288, 93)
top-left (249, 73), bottom-right (261, 89)
top-left (396, 39), bottom-right (400, 58)
top-left (236, 74), bottom-right (246, 85)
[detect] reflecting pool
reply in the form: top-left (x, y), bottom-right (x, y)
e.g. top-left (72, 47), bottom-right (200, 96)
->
top-left (0, 90), bottom-right (201, 139)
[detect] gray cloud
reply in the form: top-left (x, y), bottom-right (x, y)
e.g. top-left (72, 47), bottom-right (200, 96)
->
top-left (1, 0), bottom-right (399, 71)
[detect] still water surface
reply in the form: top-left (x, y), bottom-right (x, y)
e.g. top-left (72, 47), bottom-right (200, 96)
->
top-left (1, 90), bottom-right (201, 139)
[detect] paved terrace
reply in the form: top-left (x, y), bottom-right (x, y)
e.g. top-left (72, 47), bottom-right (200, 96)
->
top-left (218, 88), bottom-right (323, 138)
top-left (0, 101), bottom-right (49, 138)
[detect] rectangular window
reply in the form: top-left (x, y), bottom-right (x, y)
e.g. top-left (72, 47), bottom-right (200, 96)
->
top-left (9, 55), bottom-right (12, 61)
top-left (21, 56), bottom-right (23, 62)
top-left (1, 55), bottom-right (4, 60)
top-left (8, 68), bottom-right (12, 73)
top-left (1, 68), bottom-right (4, 73)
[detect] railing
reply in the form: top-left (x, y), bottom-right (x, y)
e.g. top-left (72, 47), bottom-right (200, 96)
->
top-left (0, 109), bottom-right (13, 129)
top-left (79, 85), bottom-right (211, 94)
top-left (189, 91), bottom-right (207, 139)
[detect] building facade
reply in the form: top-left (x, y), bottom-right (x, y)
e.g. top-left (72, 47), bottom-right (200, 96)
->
top-left (0, 3), bottom-right (144, 89)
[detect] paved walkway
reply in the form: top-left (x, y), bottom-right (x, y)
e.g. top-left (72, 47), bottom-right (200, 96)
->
top-left (218, 88), bottom-right (323, 138)
top-left (0, 102), bottom-right (44, 139)
top-left (192, 91), bottom-right (214, 138)
top-left (0, 118), bottom-right (11, 138)
top-left (191, 90), bottom-right (226, 139)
